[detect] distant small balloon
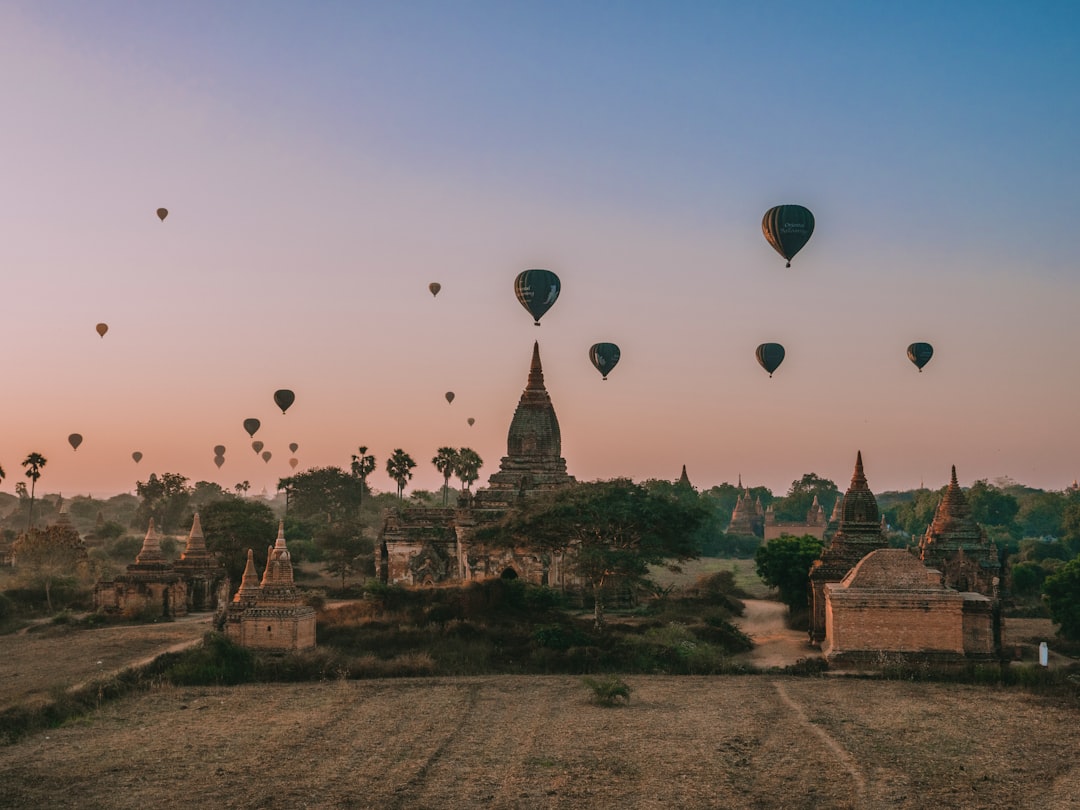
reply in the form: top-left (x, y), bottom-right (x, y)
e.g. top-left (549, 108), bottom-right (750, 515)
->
top-left (288, 442), bottom-right (299, 453)
top-left (445, 391), bottom-right (455, 404)
top-left (252, 440), bottom-right (264, 454)
top-left (262, 451), bottom-right (272, 463)
top-left (214, 455), bottom-right (225, 469)
top-left (243, 418), bottom-right (260, 438)
top-left (907, 342), bottom-right (934, 372)
top-left (213, 445), bottom-right (226, 456)
top-left (273, 389), bottom-right (295, 414)
top-left (68, 433), bottom-right (83, 451)
top-left (156, 208), bottom-right (168, 221)
top-left (467, 417), bottom-right (475, 427)
top-left (429, 282), bottom-right (441, 297)
top-left (132, 451), bottom-right (143, 463)
top-left (289, 457), bottom-right (299, 469)
top-left (755, 343), bottom-right (786, 377)
top-left (95, 323), bottom-right (108, 338)
top-left (588, 342), bottom-right (621, 380)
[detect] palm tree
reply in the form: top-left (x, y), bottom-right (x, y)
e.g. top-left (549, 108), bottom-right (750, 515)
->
top-left (385, 449), bottom-right (416, 500)
top-left (432, 447), bottom-right (460, 506)
top-left (21, 452), bottom-right (47, 531)
top-left (454, 448), bottom-right (483, 492)
top-left (351, 446), bottom-right (376, 506)
top-left (0, 463), bottom-right (5, 486)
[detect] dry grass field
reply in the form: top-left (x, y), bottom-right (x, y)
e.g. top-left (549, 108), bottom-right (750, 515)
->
top-left (2, 674), bottom-right (1079, 809)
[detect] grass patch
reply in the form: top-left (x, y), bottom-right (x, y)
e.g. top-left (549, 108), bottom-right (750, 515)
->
top-left (582, 675), bottom-right (631, 706)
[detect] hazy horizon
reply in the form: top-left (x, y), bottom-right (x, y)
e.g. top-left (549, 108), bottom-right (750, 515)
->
top-left (2, 3), bottom-right (1077, 500)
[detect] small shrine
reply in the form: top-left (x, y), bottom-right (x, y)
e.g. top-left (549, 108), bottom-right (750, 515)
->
top-left (94, 519), bottom-right (187, 618)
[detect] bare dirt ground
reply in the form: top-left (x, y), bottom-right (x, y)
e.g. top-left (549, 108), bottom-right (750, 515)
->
top-left (731, 599), bottom-right (819, 669)
top-left (2, 675), bottom-right (1079, 810)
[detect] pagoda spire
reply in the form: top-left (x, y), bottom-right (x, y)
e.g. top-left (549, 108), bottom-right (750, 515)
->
top-left (134, 519), bottom-right (165, 564)
top-left (849, 451), bottom-right (868, 490)
top-left (526, 341), bottom-right (545, 391)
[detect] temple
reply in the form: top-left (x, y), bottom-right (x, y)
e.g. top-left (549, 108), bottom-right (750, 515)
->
top-left (94, 519), bottom-right (187, 618)
top-left (763, 495), bottom-right (828, 542)
top-left (808, 452), bottom-right (888, 646)
top-left (224, 521), bottom-right (316, 652)
top-left (726, 478), bottom-right (764, 537)
top-left (172, 513), bottom-right (230, 612)
top-left (378, 341), bottom-right (578, 587)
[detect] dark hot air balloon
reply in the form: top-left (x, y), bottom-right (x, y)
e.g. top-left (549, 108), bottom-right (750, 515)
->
top-left (214, 455), bottom-right (225, 469)
top-left (588, 342), bottom-right (621, 380)
top-left (445, 391), bottom-right (455, 404)
top-left (289, 442), bottom-right (298, 453)
top-left (514, 269), bottom-right (560, 325)
top-left (213, 445), bottom-right (226, 456)
top-left (289, 457), bottom-right (299, 469)
top-left (467, 417), bottom-right (475, 427)
top-left (68, 433), bottom-right (83, 451)
top-left (252, 441), bottom-right (264, 454)
top-left (755, 343), bottom-right (786, 377)
top-left (156, 208), bottom-right (168, 221)
top-left (243, 418), bottom-right (260, 437)
top-left (95, 323), bottom-right (108, 338)
top-left (907, 342), bottom-right (934, 372)
top-left (273, 389), bottom-right (295, 414)
top-left (429, 282), bottom-right (441, 297)
top-left (762, 205), bottom-right (815, 267)
top-left (262, 451), bottom-right (272, 463)
top-left (132, 451), bottom-right (142, 463)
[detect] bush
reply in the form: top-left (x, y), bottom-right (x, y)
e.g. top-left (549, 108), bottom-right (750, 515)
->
top-left (582, 675), bottom-right (630, 706)
top-left (163, 632), bottom-right (256, 685)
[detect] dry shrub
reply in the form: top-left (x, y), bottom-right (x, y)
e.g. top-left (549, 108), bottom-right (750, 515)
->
top-left (582, 675), bottom-right (631, 706)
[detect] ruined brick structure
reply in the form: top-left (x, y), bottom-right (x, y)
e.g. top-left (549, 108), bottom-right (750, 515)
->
top-left (763, 495), bottom-right (828, 542)
top-left (918, 466), bottom-right (1001, 598)
top-left (94, 519), bottom-right (187, 618)
top-left (822, 549), bottom-right (996, 666)
top-left (225, 521), bottom-right (315, 652)
top-left (378, 341), bottom-right (578, 587)
top-left (173, 512), bottom-right (230, 612)
top-left (808, 452), bottom-right (888, 646)
top-left (726, 478), bottom-right (764, 537)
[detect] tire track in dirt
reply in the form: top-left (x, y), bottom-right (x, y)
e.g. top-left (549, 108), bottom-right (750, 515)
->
top-left (773, 680), bottom-right (867, 804)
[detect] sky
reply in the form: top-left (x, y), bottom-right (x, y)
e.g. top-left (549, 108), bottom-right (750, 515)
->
top-left (1, 1), bottom-right (1078, 500)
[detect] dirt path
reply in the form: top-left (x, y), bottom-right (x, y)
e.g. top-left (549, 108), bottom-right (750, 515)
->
top-left (732, 598), bottom-right (820, 669)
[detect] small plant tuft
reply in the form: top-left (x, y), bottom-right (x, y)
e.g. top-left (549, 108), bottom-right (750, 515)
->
top-left (582, 675), bottom-right (631, 707)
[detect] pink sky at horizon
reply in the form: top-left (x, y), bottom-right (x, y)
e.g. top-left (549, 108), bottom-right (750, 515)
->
top-left (2, 4), bottom-right (1078, 501)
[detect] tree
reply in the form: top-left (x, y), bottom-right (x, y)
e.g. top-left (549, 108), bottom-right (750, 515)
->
top-left (454, 448), bottom-right (483, 492)
top-left (386, 449), bottom-right (416, 500)
top-left (315, 521), bottom-right (371, 589)
top-left (754, 534), bottom-right (824, 612)
top-left (967, 480), bottom-right (1020, 530)
top-left (191, 481), bottom-right (231, 511)
top-left (432, 447), bottom-right (460, 505)
top-left (282, 467), bottom-right (362, 523)
top-left (12, 524), bottom-right (86, 613)
top-left (200, 498), bottom-right (277, 584)
top-left (1016, 491), bottom-right (1066, 540)
top-left (0, 462), bottom-right (5, 487)
top-left (234, 480), bottom-right (251, 497)
top-left (20, 452), bottom-right (47, 532)
top-left (134, 473), bottom-right (192, 534)
top-left (350, 446), bottom-right (377, 506)
top-left (481, 479), bottom-right (705, 628)
top-left (770, 473), bottom-right (839, 523)
top-left (1043, 557), bottom-right (1080, 641)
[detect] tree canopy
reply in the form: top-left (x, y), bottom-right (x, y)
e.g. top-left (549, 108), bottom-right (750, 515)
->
top-left (134, 472), bottom-right (192, 534)
top-left (480, 478), bottom-right (705, 627)
top-left (754, 534), bottom-right (824, 612)
top-left (1043, 556), bottom-right (1080, 641)
top-left (200, 498), bottom-right (278, 584)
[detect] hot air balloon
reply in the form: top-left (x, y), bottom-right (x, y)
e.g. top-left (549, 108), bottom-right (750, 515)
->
top-left (262, 451), bottom-right (272, 463)
top-left (588, 342), bottom-right (621, 380)
top-left (762, 205), bottom-right (815, 267)
top-left (514, 269), bottom-right (560, 325)
top-left (445, 391), bottom-right (455, 404)
top-left (429, 282), bottom-right (441, 297)
top-left (213, 445), bottom-right (226, 456)
top-left (755, 343), bottom-right (786, 377)
top-left (289, 457), bottom-right (299, 469)
top-left (252, 441), bottom-right (264, 454)
top-left (467, 417), bottom-right (475, 427)
top-left (156, 208), bottom-right (168, 221)
top-left (289, 442), bottom-right (299, 453)
top-left (68, 433), bottom-right (83, 451)
top-left (214, 455), bottom-right (225, 469)
top-left (243, 418), bottom-right (260, 437)
top-left (273, 389), bottom-right (295, 414)
top-left (907, 342), bottom-right (934, 372)
top-left (95, 323), bottom-right (108, 338)
top-left (132, 451), bottom-right (143, 463)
